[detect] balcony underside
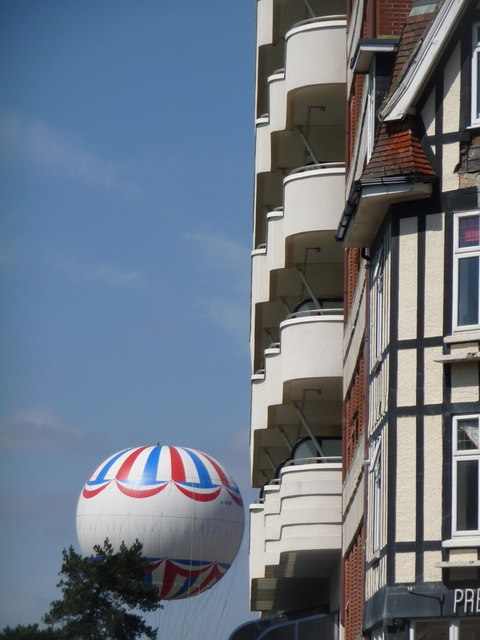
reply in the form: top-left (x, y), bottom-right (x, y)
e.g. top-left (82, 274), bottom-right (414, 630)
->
top-left (251, 381), bottom-right (342, 486)
top-left (250, 462), bottom-right (342, 611)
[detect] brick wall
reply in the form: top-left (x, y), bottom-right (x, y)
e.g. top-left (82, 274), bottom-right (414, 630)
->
top-left (344, 248), bottom-right (362, 322)
top-left (343, 526), bottom-right (365, 640)
top-left (377, 0), bottom-right (413, 36)
top-left (343, 353), bottom-right (366, 473)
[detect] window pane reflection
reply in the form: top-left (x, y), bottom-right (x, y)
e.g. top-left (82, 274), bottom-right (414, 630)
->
top-left (457, 459), bottom-right (479, 530)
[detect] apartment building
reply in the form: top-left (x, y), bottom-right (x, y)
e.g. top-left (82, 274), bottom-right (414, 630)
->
top-left (230, 0), bottom-right (480, 639)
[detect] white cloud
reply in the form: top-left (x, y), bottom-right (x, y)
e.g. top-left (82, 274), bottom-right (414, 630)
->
top-left (0, 110), bottom-right (138, 196)
top-left (0, 406), bottom-right (94, 453)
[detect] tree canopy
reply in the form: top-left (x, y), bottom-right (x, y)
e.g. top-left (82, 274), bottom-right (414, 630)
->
top-left (43, 539), bottom-right (160, 640)
top-left (0, 624), bottom-right (58, 639)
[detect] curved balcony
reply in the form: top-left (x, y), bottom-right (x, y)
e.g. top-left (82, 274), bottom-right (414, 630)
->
top-left (267, 70), bottom-right (287, 133)
top-left (251, 245), bottom-right (269, 309)
top-left (280, 311), bottom-right (343, 382)
top-left (273, 163), bottom-right (345, 271)
top-left (256, 0), bottom-right (274, 48)
top-left (250, 458), bottom-right (342, 611)
top-left (250, 311), bottom-right (343, 484)
top-left (285, 17), bottom-right (346, 98)
top-left (255, 115), bottom-right (271, 175)
top-left (284, 163), bottom-right (345, 238)
top-left (252, 165), bottom-right (345, 309)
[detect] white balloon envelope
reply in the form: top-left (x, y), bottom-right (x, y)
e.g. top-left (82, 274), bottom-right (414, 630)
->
top-left (76, 445), bottom-right (244, 600)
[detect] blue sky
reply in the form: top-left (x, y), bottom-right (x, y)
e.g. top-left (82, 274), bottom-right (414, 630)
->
top-left (0, 1), bottom-right (257, 636)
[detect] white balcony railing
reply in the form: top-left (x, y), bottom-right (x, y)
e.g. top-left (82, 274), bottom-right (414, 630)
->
top-left (285, 17), bottom-right (346, 95)
top-left (250, 312), bottom-right (343, 435)
top-left (250, 458), bottom-right (342, 580)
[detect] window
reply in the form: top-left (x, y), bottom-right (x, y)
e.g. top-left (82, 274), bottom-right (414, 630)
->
top-left (366, 64), bottom-right (376, 161)
top-left (453, 212), bottom-right (480, 330)
top-left (370, 437), bottom-right (382, 554)
top-left (414, 619), bottom-right (480, 640)
top-left (472, 23), bottom-right (480, 126)
top-left (372, 246), bottom-right (385, 361)
top-left (452, 415), bottom-right (480, 536)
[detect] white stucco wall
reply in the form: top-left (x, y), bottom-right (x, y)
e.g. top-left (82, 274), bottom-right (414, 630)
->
top-left (424, 347), bottom-right (444, 405)
top-left (396, 416), bottom-right (416, 542)
top-left (424, 213), bottom-right (445, 337)
top-left (423, 415), bottom-right (443, 541)
top-left (398, 217), bottom-right (418, 341)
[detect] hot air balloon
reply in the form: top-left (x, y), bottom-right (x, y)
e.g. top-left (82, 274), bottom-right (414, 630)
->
top-left (76, 445), bottom-right (244, 600)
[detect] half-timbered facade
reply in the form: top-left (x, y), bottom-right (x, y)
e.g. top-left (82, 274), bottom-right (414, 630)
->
top-left (338, 0), bottom-right (480, 638)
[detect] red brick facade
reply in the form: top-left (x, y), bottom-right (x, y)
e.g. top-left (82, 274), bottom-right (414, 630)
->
top-left (343, 353), bottom-right (366, 473)
top-left (343, 526), bottom-right (366, 640)
top-left (377, 0), bottom-right (413, 36)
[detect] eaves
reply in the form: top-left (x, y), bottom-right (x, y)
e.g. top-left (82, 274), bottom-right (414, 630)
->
top-left (335, 175), bottom-right (436, 247)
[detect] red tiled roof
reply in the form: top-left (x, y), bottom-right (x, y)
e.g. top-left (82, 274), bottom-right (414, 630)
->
top-left (386, 12), bottom-right (438, 101)
top-left (362, 117), bottom-right (436, 178)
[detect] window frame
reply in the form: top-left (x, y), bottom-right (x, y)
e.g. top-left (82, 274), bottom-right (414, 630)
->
top-left (371, 245), bottom-right (385, 362)
top-left (369, 437), bottom-right (382, 555)
top-left (452, 414), bottom-right (480, 538)
top-left (366, 62), bottom-right (376, 162)
top-left (452, 211), bottom-right (480, 332)
top-left (471, 22), bottom-right (480, 127)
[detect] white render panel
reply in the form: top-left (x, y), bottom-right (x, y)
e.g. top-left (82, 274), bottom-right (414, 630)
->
top-left (423, 415), bottom-right (443, 541)
top-left (442, 141), bottom-right (460, 192)
top-left (397, 349), bottom-right (417, 407)
top-left (424, 347), bottom-right (445, 406)
top-left (280, 315), bottom-right (343, 381)
top-left (451, 363), bottom-right (480, 403)
top-left (442, 42), bottom-right (461, 134)
top-left (424, 213), bottom-right (445, 337)
top-left (285, 19), bottom-right (346, 94)
top-left (395, 552), bottom-right (415, 583)
top-left (396, 417), bottom-right (416, 542)
top-left (424, 551), bottom-right (443, 582)
top-left (398, 217), bottom-right (418, 341)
